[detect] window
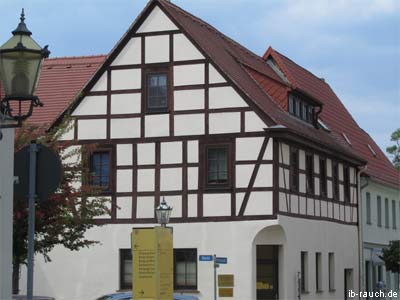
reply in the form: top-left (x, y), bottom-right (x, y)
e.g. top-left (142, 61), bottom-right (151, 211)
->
top-left (206, 145), bottom-right (230, 187)
top-left (290, 148), bottom-right (299, 192)
top-left (392, 200), bottom-right (397, 229)
top-left (288, 93), bottom-right (316, 124)
top-left (385, 198), bottom-right (389, 228)
top-left (377, 196), bottom-right (382, 227)
top-left (120, 249), bottom-right (132, 290)
top-left (332, 162), bottom-right (339, 201)
top-left (146, 72), bottom-right (168, 112)
top-left (306, 154), bottom-right (314, 195)
top-left (344, 166), bottom-right (350, 203)
top-left (174, 249), bottom-right (197, 290)
top-left (366, 192), bottom-right (372, 225)
top-left (90, 150), bottom-right (111, 190)
top-left (301, 251), bottom-right (308, 293)
top-left (316, 252), bottom-right (322, 291)
top-left (328, 253), bottom-right (335, 291)
top-left (319, 158), bottom-right (327, 197)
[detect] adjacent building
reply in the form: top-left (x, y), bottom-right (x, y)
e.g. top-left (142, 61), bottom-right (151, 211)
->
top-left (15, 1), bottom-right (398, 299)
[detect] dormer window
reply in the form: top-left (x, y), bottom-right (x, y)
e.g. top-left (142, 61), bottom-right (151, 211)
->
top-left (288, 94), bottom-right (316, 124)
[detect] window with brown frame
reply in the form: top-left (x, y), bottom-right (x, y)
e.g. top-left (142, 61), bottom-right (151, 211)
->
top-left (332, 162), bottom-right (339, 201)
top-left (288, 94), bottom-right (315, 125)
top-left (119, 249), bottom-right (132, 290)
top-left (174, 249), bottom-right (197, 290)
top-left (205, 145), bottom-right (231, 188)
top-left (319, 158), bottom-right (327, 197)
top-left (145, 68), bottom-right (169, 113)
top-left (89, 150), bottom-right (112, 191)
top-left (344, 166), bottom-right (351, 203)
top-left (306, 153), bottom-right (314, 195)
top-left (290, 147), bottom-right (299, 192)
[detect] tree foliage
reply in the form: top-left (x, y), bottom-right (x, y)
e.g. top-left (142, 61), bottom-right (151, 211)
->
top-left (386, 128), bottom-right (400, 171)
top-left (379, 240), bottom-right (400, 274)
top-left (13, 120), bottom-right (111, 292)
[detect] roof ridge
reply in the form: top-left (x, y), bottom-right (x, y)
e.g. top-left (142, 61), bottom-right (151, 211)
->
top-left (159, 0), bottom-right (265, 63)
top-left (45, 54), bottom-right (107, 61)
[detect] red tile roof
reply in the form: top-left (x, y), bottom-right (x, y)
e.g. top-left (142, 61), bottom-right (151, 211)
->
top-left (259, 47), bottom-right (399, 188)
top-left (29, 55), bottom-right (106, 126)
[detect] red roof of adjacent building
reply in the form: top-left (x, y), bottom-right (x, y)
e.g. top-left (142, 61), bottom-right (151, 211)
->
top-left (257, 47), bottom-right (399, 188)
top-left (28, 55), bottom-right (106, 126)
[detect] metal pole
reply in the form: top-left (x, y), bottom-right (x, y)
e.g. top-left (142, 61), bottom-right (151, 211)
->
top-left (214, 254), bottom-right (217, 300)
top-left (27, 142), bottom-right (38, 300)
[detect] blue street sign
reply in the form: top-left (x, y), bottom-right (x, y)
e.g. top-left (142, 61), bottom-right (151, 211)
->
top-left (199, 255), bottom-right (213, 262)
top-left (215, 257), bottom-right (228, 264)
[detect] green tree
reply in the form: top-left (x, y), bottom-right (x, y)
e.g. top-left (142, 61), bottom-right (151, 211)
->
top-left (386, 128), bottom-right (400, 171)
top-left (13, 121), bottom-right (111, 294)
top-left (379, 240), bottom-right (400, 288)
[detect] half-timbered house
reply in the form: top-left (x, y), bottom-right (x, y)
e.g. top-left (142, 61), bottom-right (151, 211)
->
top-left (18, 1), bottom-right (375, 299)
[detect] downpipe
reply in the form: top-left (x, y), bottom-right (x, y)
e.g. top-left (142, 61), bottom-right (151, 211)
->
top-left (357, 165), bottom-right (368, 293)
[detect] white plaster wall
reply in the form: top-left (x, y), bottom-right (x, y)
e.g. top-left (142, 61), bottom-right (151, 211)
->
top-left (116, 144), bottom-right (132, 166)
top-left (174, 64), bottom-right (205, 86)
top-left (145, 114), bottom-right (169, 137)
top-left (174, 89), bottom-right (204, 111)
top-left (137, 169), bottom-right (155, 192)
top-left (137, 6), bottom-right (178, 33)
top-left (111, 37), bottom-right (141, 66)
top-left (244, 191), bottom-right (273, 215)
top-left (116, 197), bottom-right (132, 219)
top-left (173, 33), bottom-right (204, 61)
top-left (160, 168), bottom-right (182, 191)
top-left (137, 143), bottom-right (155, 165)
top-left (92, 197), bottom-right (112, 219)
top-left (110, 118), bottom-right (141, 139)
top-left (116, 170), bottom-right (132, 193)
top-left (362, 180), bottom-right (400, 246)
top-left (137, 196), bottom-right (155, 218)
top-left (188, 167), bottom-right (198, 190)
top-left (164, 195), bottom-right (182, 218)
top-left (236, 137), bottom-right (263, 161)
top-left (187, 140), bottom-right (199, 163)
top-left (209, 112), bottom-right (240, 134)
top-left (91, 72), bottom-right (107, 92)
top-left (236, 165), bottom-right (253, 188)
top-left (111, 93), bottom-right (141, 114)
top-left (0, 127), bottom-right (14, 300)
top-left (314, 154), bottom-right (320, 174)
top-left (111, 69), bottom-right (141, 90)
top-left (279, 167), bottom-right (290, 189)
top-left (264, 138), bottom-right (273, 160)
top-left (174, 114), bottom-right (205, 136)
top-left (161, 141), bottom-right (182, 164)
top-left (209, 64), bottom-right (226, 84)
top-left (209, 86), bottom-right (248, 109)
top-left (145, 35), bottom-right (170, 64)
top-left (299, 150), bottom-right (305, 170)
top-left (279, 143), bottom-right (290, 165)
top-left (254, 164), bottom-right (273, 187)
top-left (327, 159), bottom-right (332, 177)
top-left (245, 111), bottom-right (267, 132)
top-left (25, 216), bottom-right (359, 300)
top-left (58, 121), bottom-right (75, 141)
top-left (77, 119), bottom-right (107, 140)
top-left (203, 193), bottom-right (231, 217)
top-left (187, 194), bottom-right (198, 217)
top-left (72, 96), bottom-right (107, 116)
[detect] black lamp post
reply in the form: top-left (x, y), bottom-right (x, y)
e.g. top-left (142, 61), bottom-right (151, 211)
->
top-left (0, 9), bottom-right (50, 128)
top-left (155, 197), bottom-right (173, 227)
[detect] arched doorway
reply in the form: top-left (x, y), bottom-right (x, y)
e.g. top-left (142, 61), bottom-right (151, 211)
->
top-left (253, 225), bottom-right (286, 300)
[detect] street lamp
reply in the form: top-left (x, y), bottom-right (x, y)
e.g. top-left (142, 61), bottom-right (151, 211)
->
top-left (0, 9), bottom-right (50, 128)
top-left (155, 197), bottom-right (173, 227)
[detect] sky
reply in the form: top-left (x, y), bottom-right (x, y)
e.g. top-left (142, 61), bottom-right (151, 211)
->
top-left (1, 0), bottom-right (399, 153)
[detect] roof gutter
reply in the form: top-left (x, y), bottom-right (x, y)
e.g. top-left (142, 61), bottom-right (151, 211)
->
top-left (357, 164), bottom-right (368, 293)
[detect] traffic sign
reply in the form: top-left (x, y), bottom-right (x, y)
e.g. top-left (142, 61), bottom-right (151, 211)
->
top-left (215, 257), bottom-right (228, 264)
top-left (199, 255), bottom-right (213, 262)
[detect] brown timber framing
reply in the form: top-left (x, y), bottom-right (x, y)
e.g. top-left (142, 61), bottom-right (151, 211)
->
top-left (238, 136), bottom-right (269, 216)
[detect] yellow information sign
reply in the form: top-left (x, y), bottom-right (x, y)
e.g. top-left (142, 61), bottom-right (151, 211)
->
top-left (132, 227), bottom-right (173, 300)
top-left (219, 287), bottom-right (234, 297)
top-left (218, 274), bottom-right (234, 287)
